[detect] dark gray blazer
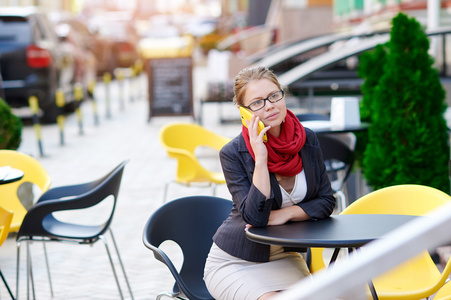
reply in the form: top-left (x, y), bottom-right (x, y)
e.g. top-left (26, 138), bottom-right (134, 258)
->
top-left (212, 127), bottom-right (336, 262)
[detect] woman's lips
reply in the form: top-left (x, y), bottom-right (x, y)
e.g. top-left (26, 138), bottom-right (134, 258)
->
top-left (265, 112), bottom-right (279, 121)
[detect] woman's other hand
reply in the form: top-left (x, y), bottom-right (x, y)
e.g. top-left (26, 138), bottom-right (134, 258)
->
top-left (268, 206), bottom-right (310, 226)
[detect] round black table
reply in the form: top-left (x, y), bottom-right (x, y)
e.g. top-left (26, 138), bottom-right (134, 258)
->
top-left (300, 120), bottom-right (370, 134)
top-left (246, 214), bottom-right (418, 249)
top-left (246, 214), bottom-right (418, 300)
top-left (0, 166), bottom-right (24, 185)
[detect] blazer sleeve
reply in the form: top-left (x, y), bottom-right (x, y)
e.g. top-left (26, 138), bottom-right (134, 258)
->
top-left (219, 137), bottom-right (274, 228)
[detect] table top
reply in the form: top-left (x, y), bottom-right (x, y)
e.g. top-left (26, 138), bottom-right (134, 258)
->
top-left (301, 120), bottom-right (370, 134)
top-left (246, 214), bottom-right (418, 248)
top-left (0, 166), bottom-right (24, 185)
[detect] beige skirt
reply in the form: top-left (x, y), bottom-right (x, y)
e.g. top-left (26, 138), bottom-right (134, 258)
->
top-left (204, 243), bottom-right (311, 300)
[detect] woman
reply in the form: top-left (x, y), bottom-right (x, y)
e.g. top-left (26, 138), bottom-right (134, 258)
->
top-left (204, 66), bottom-right (335, 300)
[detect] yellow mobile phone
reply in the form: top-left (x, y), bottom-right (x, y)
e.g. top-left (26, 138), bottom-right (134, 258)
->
top-left (239, 106), bottom-right (267, 142)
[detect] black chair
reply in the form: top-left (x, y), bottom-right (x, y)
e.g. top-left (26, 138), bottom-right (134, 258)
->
top-left (16, 161), bottom-right (134, 300)
top-left (317, 135), bottom-right (355, 211)
top-left (142, 196), bottom-right (233, 300)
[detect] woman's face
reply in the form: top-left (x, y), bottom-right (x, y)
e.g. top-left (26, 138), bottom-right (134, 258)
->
top-left (243, 78), bottom-right (287, 136)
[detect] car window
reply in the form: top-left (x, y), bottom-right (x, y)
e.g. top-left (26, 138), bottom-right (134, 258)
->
top-left (0, 16), bottom-right (32, 44)
top-left (30, 16), bottom-right (44, 42)
top-left (39, 13), bottom-right (58, 41)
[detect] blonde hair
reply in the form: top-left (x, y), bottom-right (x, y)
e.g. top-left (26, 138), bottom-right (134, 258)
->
top-left (233, 66), bottom-right (286, 106)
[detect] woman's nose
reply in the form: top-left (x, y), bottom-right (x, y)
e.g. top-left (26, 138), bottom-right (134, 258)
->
top-left (265, 100), bottom-right (276, 110)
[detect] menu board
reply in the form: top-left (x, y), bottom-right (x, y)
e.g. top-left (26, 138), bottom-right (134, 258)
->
top-left (147, 57), bottom-right (193, 119)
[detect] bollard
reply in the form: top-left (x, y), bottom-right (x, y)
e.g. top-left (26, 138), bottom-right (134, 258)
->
top-left (103, 72), bottom-right (112, 118)
top-left (115, 69), bottom-right (125, 111)
top-left (134, 60), bottom-right (144, 100)
top-left (74, 83), bottom-right (84, 135)
top-left (55, 89), bottom-right (65, 145)
top-left (129, 67), bottom-right (135, 103)
top-left (87, 79), bottom-right (99, 125)
top-left (28, 95), bottom-right (44, 157)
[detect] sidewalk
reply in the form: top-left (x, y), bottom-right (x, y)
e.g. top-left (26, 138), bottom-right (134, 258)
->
top-left (1, 65), bottom-right (241, 299)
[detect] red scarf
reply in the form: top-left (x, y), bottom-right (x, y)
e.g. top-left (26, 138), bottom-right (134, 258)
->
top-left (242, 109), bottom-right (306, 177)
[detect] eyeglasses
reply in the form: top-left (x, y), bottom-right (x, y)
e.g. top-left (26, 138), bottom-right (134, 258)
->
top-left (241, 90), bottom-right (284, 112)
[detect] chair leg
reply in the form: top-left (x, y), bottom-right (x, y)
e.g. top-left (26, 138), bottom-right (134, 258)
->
top-left (24, 242), bottom-right (35, 300)
top-left (0, 269), bottom-right (15, 300)
top-left (99, 235), bottom-right (125, 300)
top-left (42, 243), bottom-right (54, 297)
top-left (16, 242), bottom-right (20, 300)
top-left (156, 291), bottom-right (183, 300)
top-left (16, 241), bottom-right (33, 300)
top-left (109, 229), bottom-right (134, 299)
top-left (334, 191), bottom-right (347, 213)
top-left (212, 183), bottom-right (217, 196)
top-left (163, 182), bottom-right (171, 203)
top-left (156, 291), bottom-right (170, 300)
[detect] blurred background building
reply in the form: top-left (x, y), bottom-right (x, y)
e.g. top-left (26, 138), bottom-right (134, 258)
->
top-left (0, 0), bottom-right (447, 41)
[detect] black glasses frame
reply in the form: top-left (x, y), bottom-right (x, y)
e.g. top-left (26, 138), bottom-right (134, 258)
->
top-left (241, 90), bottom-right (285, 112)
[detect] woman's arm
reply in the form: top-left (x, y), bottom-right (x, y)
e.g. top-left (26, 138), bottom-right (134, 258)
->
top-left (247, 114), bottom-right (271, 199)
top-left (268, 205), bottom-right (310, 225)
top-left (220, 138), bottom-right (273, 228)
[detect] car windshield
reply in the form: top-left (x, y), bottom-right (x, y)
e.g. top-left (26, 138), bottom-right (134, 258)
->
top-left (0, 16), bottom-right (31, 45)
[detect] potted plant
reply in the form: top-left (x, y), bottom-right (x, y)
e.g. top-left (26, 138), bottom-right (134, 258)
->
top-left (0, 97), bottom-right (22, 150)
top-left (357, 13), bottom-right (450, 193)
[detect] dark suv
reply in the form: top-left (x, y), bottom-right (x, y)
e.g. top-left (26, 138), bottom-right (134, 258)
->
top-left (0, 7), bottom-right (76, 123)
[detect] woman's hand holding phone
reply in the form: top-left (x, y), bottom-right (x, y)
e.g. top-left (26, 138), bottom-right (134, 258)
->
top-left (240, 107), bottom-right (271, 198)
top-left (239, 107), bottom-right (268, 142)
top-left (240, 107), bottom-right (270, 161)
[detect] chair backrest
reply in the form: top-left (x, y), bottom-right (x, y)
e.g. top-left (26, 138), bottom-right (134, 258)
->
top-left (159, 122), bottom-right (230, 184)
top-left (434, 280), bottom-right (451, 300)
top-left (0, 150), bottom-right (51, 232)
top-left (342, 184), bottom-right (451, 215)
top-left (159, 122), bottom-right (230, 154)
top-left (317, 134), bottom-right (355, 187)
top-left (309, 184), bottom-right (451, 273)
top-left (143, 196), bottom-right (233, 300)
top-left (17, 161), bottom-right (128, 241)
top-left (0, 206), bottom-right (13, 246)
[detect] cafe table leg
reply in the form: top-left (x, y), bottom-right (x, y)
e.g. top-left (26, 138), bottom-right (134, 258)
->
top-left (328, 248), bottom-right (379, 300)
top-left (368, 281), bottom-right (379, 300)
top-left (329, 248), bottom-right (341, 265)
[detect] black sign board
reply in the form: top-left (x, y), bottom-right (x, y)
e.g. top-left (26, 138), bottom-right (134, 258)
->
top-left (147, 57), bottom-right (193, 119)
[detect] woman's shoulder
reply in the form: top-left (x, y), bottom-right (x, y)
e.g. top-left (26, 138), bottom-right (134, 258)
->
top-left (304, 127), bottom-right (319, 145)
top-left (220, 133), bottom-right (245, 155)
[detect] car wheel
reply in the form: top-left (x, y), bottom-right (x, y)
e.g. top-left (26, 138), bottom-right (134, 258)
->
top-left (41, 72), bottom-right (59, 124)
top-left (42, 104), bottom-right (59, 124)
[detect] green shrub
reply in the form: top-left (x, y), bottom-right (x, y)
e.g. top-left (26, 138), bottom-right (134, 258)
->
top-left (0, 97), bottom-right (22, 150)
top-left (358, 13), bottom-right (450, 193)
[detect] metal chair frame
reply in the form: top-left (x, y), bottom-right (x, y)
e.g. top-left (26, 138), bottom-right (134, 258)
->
top-left (15, 161), bottom-right (133, 300)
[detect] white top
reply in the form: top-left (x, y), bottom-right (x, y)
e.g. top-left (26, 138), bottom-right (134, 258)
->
top-left (279, 170), bottom-right (307, 208)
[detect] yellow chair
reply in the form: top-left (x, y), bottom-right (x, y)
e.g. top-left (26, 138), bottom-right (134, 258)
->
top-left (0, 150), bottom-right (51, 232)
top-left (0, 206), bottom-right (14, 299)
top-left (434, 280), bottom-right (451, 300)
top-left (159, 122), bottom-right (230, 202)
top-left (309, 184), bottom-right (451, 300)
